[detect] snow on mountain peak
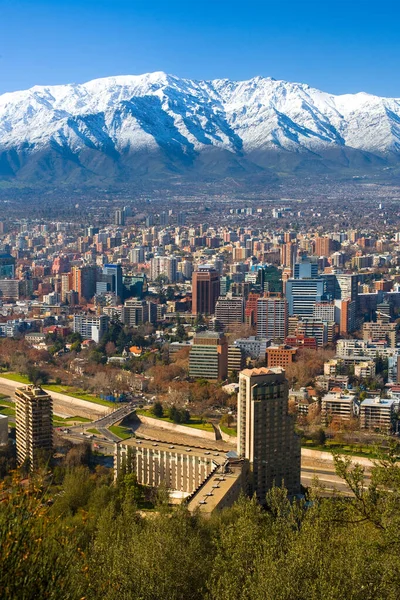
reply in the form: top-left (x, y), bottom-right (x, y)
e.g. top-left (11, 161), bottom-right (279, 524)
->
top-left (1, 72), bottom-right (400, 185)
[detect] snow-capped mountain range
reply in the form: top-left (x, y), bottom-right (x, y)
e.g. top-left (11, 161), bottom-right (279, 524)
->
top-left (1, 71), bottom-right (400, 186)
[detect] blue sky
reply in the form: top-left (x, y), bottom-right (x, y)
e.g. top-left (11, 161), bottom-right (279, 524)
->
top-left (0, 0), bottom-right (399, 96)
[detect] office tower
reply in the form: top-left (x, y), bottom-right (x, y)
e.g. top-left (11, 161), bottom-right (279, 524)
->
top-left (0, 252), bottom-right (15, 278)
top-left (159, 211), bottom-right (168, 226)
top-left (115, 209), bottom-right (125, 226)
top-left (293, 258), bottom-right (318, 279)
top-left (237, 367), bottom-right (301, 503)
top-left (122, 299), bottom-right (157, 327)
top-left (192, 266), bottom-right (220, 315)
top-left (189, 331), bottom-right (228, 381)
top-left (245, 292), bottom-right (260, 327)
top-left (335, 298), bottom-right (356, 335)
top-left (177, 212), bottom-right (186, 226)
top-left (256, 294), bottom-right (288, 340)
top-left (335, 274), bottom-right (359, 303)
top-left (73, 314), bottom-right (109, 342)
top-left (215, 295), bottom-right (244, 329)
top-left (96, 264), bottom-right (123, 300)
top-left (129, 246), bottom-right (145, 264)
top-left (285, 278), bottom-right (326, 317)
top-left (71, 265), bottom-right (97, 303)
top-left (220, 276), bottom-right (231, 296)
top-left (145, 215), bottom-right (154, 227)
top-left (313, 301), bottom-right (335, 322)
top-left (15, 385), bottom-right (53, 469)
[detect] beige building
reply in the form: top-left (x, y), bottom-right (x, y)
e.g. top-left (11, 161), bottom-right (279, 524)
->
top-left (237, 367), bottom-right (301, 503)
top-left (360, 398), bottom-right (396, 432)
top-left (189, 331), bottom-right (228, 381)
top-left (114, 438), bottom-right (248, 513)
top-left (321, 392), bottom-right (356, 426)
top-left (15, 385), bottom-right (53, 469)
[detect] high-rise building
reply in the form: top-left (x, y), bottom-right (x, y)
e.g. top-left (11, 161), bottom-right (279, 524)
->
top-left (335, 274), bottom-right (359, 304)
top-left (281, 242), bottom-right (298, 269)
top-left (129, 247), bottom-right (145, 264)
top-left (122, 299), bottom-right (157, 327)
top-left (150, 256), bottom-right (178, 284)
top-left (215, 295), bottom-right (244, 329)
top-left (293, 259), bottom-right (318, 279)
top-left (15, 385), bottom-right (53, 469)
top-left (189, 331), bottom-right (228, 381)
top-left (285, 278), bottom-right (326, 317)
top-left (71, 265), bottom-right (97, 303)
top-left (237, 367), bottom-right (301, 503)
top-left (96, 264), bottom-right (123, 301)
top-left (115, 209), bottom-right (125, 226)
top-left (192, 266), bottom-right (220, 315)
top-left (256, 294), bottom-right (288, 340)
top-left (0, 252), bottom-right (16, 278)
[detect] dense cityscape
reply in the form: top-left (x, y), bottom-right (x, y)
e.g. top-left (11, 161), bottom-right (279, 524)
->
top-left (3, 1), bottom-right (400, 598)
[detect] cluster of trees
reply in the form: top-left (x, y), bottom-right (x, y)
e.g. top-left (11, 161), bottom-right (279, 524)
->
top-left (150, 401), bottom-right (190, 424)
top-left (1, 450), bottom-right (400, 599)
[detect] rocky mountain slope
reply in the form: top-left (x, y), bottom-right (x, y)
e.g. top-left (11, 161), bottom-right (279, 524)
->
top-left (1, 72), bottom-right (400, 186)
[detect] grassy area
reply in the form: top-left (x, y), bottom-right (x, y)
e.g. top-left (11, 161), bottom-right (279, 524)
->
top-left (43, 384), bottom-right (115, 408)
top-left (302, 439), bottom-right (383, 460)
top-left (0, 406), bottom-right (15, 417)
top-left (0, 372), bottom-right (30, 384)
top-left (220, 424), bottom-right (237, 437)
top-left (137, 409), bottom-right (214, 432)
top-left (0, 374), bottom-right (116, 408)
top-left (87, 428), bottom-right (101, 435)
top-left (109, 425), bottom-right (132, 440)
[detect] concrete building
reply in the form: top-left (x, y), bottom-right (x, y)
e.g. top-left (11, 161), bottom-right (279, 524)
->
top-left (122, 299), bottom-right (157, 327)
top-left (73, 314), bottom-right (109, 343)
top-left (363, 321), bottom-right (398, 348)
top-left (237, 367), bottom-right (301, 503)
top-left (228, 345), bottom-right (246, 375)
top-left (192, 266), bottom-right (220, 315)
top-left (234, 336), bottom-right (269, 360)
top-left (354, 361), bottom-right (376, 379)
top-left (150, 256), bottom-right (178, 284)
top-left (285, 278), bottom-right (326, 317)
top-left (321, 392), bottom-right (356, 426)
top-left (266, 344), bottom-right (297, 368)
top-left (115, 438), bottom-right (248, 514)
top-left (15, 385), bottom-right (53, 469)
top-left (360, 398), bottom-right (396, 432)
top-left (0, 279), bottom-right (19, 300)
top-left (257, 294), bottom-right (288, 340)
top-left (189, 331), bottom-right (228, 381)
top-left (215, 295), bottom-right (244, 329)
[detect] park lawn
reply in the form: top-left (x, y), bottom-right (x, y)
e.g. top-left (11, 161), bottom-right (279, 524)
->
top-left (220, 424), bottom-right (237, 437)
top-left (87, 428), bottom-right (101, 435)
top-left (109, 425), bottom-right (132, 440)
top-left (137, 409), bottom-right (214, 432)
top-left (302, 439), bottom-right (382, 459)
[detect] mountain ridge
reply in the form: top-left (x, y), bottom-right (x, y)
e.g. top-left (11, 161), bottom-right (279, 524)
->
top-left (1, 72), bottom-right (400, 187)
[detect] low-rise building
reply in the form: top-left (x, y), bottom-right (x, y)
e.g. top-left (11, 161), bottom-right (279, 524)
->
top-left (360, 398), bottom-right (396, 432)
top-left (321, 392), bottom-right (356, 426)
